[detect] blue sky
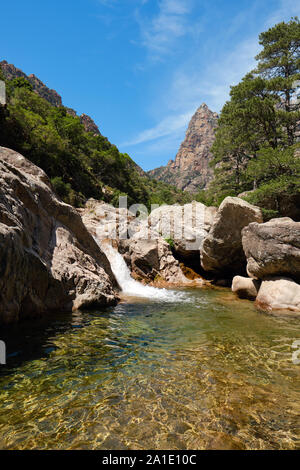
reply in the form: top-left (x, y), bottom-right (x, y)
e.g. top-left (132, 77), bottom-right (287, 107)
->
top-left (1, 0), bottom-right (300, 170)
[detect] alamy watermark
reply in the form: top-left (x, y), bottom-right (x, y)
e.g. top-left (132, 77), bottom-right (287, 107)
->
top-left (292, 340), bottom-right (300, 365)
top-left (94, 196), bottom-right (206, 251)
top-left (0, 80), bottom-right (6, 105)
top-left (0, 340), bottom-right (6, 365)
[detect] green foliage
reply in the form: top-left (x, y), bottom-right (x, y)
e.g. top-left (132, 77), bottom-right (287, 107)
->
top-left (193, 190), bottom-right (216, 207)
top-left (164, 238), bottom-right (175, 248)
top-left (208, 17), bottom-right (300, 218)
top-left (246, 145), bottom-right (300, 185)
top-left (0, 75), bottom-right (191, 208)
top-left (260, 208), bottom-right (279, 221)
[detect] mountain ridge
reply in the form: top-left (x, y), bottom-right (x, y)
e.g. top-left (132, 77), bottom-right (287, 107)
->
top-left (0, 60), bottom-right (102, 136)
top-left (148, 103), bottom-right (218, 192)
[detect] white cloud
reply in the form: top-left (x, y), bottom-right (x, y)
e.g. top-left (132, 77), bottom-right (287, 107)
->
top-left (137, 0), bottom-right (193, 56)
top-left (121, 109), bottom-right (194, 146)
top-left (267, 0), bottom-right (300, 26)
top-left (125, 0), bottom-right (299, 168)
top-left (123, 37), bottom-right (259, 149)
top-left (169, 37), bottom-right (260, 114)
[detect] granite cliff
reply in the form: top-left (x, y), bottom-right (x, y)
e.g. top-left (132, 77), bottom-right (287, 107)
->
top-left (148, 103), bottom-right (218, 192)
top-left (0, 147), bottom-right (119, 324)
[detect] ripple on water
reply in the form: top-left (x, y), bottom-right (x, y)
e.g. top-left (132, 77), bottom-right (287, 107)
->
top-left (0, 288), bottom-right (299, 450)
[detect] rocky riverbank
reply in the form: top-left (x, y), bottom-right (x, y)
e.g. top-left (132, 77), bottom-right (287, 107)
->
top-left (0, 147), bottom-right (299, 324)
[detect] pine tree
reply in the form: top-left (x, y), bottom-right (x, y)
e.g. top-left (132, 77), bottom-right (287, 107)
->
top-left (255, 17), bottom-right (300, 145)
top-left (209, 17), bottom-right (300, 212)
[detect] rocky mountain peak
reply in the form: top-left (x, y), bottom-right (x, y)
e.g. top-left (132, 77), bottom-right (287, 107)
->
top-left (148, 103), bottom-right (218, 192)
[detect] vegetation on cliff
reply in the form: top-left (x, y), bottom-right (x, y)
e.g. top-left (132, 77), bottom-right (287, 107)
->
top-left (0, 69), bottom-right (191, 209)
top-left (207, 17), bottom-right (300, 218)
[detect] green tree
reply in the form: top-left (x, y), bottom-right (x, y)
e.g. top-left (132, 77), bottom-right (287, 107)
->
top-left (255, 17), bottom-right (300, 145)
top-left (209, 17), bottom-right (300, 216)
top-left (211, 73), bottom-right (281, 196)
top-left (0, 69), bottom-right (191, 208)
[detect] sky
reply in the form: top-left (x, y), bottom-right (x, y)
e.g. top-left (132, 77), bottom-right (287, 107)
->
top-left (1, 0), bottom-right (300, 170)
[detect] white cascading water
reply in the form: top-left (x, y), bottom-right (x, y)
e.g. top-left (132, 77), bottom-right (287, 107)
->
top-left (100, 241), bottom-right (189, 302)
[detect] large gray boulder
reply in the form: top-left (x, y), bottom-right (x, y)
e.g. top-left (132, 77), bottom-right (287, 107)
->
top-left (0, 147), bottom-right (118, 324)
top-left (256, 277), bottom-right (300, 314)
top-left (200, 197), bottom-right (263, 275)
top-left (242, 218), bottom-right (300, 281)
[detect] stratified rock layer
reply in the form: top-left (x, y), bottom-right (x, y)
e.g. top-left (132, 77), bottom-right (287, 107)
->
top-left (148, 104), bottom-right (218, 192)
top-left (0, 147), bottom-right (118, 324)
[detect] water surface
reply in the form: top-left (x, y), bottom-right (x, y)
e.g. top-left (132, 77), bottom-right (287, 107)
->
top-left (0, 288), bottom-right (299, 450)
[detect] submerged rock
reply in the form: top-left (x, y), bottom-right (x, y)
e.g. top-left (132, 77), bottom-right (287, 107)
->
top-left (256, 277), bottom-right (300, 314)
top-left (242, 218), bottom-right (300, 281)
top-left (232, 276), bottom-right (261, 300)
top-left (200, 197), bottom-right (263, 276)
top-left (0, 147), bottom-right (119, 324)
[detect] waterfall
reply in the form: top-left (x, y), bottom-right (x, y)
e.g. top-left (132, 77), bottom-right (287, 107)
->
top-left (101, 241), bottom-right (189, 302)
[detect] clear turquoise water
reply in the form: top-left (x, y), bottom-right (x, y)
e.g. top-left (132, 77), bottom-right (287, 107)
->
top-left (0, 287), bottom-right (299, 450)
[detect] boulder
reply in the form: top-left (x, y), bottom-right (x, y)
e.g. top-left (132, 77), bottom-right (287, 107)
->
top-left (79, 198), bottom-right (140, 241)
top-left (0, 147), bottom-right (119, 324)
top-left (242, 218), bottom-right (300, 281)
top-left (256, 277), bottom-right (300, 314)
top-left (133, 202), bottom-right (217, 267)
top-left (81, 199), bottom-right (191, 285)
top-left (232, 276), bottom-right (261, 300)
top-left (118, 238), bottom-right (190, 284)
top-left (200, 197), bottom-right (263, 275)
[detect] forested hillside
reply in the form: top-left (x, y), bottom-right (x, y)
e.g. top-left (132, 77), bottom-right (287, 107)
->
top-left (0, 66), bottom-right (192, 209)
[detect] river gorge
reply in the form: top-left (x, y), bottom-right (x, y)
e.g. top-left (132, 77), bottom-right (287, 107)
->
top-left (0, 148), bottom-right (299, 451)
top-left (0, 248), bottom-right (299, 450)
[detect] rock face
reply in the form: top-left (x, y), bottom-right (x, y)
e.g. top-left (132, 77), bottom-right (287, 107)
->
top-left (201, 197), bottom-right (263, 276)
top-left (256, 278), bottom-right (300, 313)
top-left (79, 198), bottom-right (140, 241)
top-left (0, 60), bottom-right (62, 107)
top-left (79, 114), bottom-right (101, 136)
top-left (133, 202), bottom-right (216, 264)
top-left (242, 218), bottom-right (300, 281)
top-left (232, 276), bottom-right (261, 300)
top-left (80, 199), bottom-right (191, 285)
top-left (0, 147), bottom-right (118, 324)
top-left (119, 239), bottom-right (189, 284)
top-left (148, 104), bottom-right (218, 192)
top-left (0, 60), bottom-right (101, 135)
